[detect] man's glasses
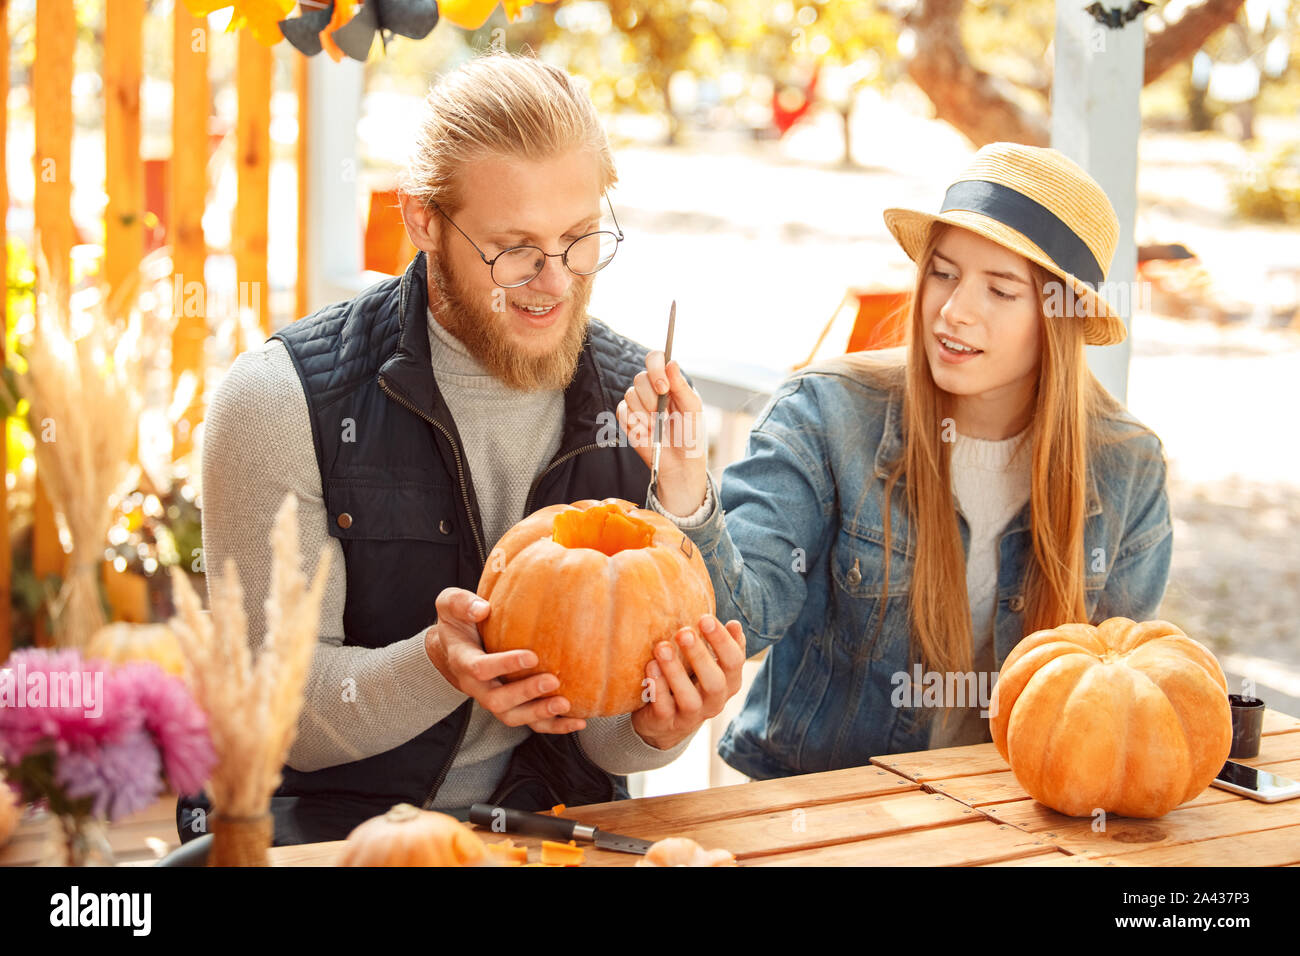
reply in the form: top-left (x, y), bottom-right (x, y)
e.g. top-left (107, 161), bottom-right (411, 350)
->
top-left (430, 194), bottom-right (624, 289)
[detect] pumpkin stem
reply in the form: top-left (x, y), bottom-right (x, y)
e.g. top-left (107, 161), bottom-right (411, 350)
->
top-left (552, 504), bottom-right (655, 556)
top-left (385, 804), bottom-right (422, 823)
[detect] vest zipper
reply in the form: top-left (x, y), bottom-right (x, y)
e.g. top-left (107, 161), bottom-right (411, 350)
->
top-left (522, 441), bottom-right (603, 516)
top-left (421, 705), bottom-right (471, 810)
top-left (377, 373), bottom-right (488, 568)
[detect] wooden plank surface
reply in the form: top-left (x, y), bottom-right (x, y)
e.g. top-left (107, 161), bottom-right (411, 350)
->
top-left (1084, 823), bottom-right (1300, 866)
top-left (870, 742), bottom-right (1009, 782)
top-left (982, 852), bottom-right (1118, 866)
top-left (744, 818), bottom-right (1063, 867)
top-left (633, 790), bottom-right (972, 860)
top-left (927, 769), bottom-right (1028, 807)
top-left (1262, 709), bottom-right (1300, 735)
top-left (979, 785), bottom-right (1241, 833)
top-left (269, 789), bottom-right (975, 867)
top-left (558, 764), bottom-right (917, 833)
top-left (1237, 728), bottom-right (1300, 765)
top-left (1040, 795), bottom-right (1300, 859)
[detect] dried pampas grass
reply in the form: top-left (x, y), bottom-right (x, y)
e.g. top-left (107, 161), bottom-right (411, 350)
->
top-left (4, 279), bottom-right (143, 647)
top-left (169, 493), bottom-right (331, 824)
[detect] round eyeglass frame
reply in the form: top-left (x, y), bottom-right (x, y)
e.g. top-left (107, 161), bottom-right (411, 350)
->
top-left (429, 194), bottom-right (624, 289)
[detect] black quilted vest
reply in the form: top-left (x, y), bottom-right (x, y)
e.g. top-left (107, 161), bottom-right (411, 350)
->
top-left (180, 253), bottom-right (655, 846)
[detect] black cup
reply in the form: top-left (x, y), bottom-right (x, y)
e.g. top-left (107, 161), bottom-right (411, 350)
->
top-left (1228, 694), bottom-right (1265, 759)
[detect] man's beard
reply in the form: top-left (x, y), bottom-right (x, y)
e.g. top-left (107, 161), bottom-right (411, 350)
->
top-left (427, 246), bottom-right (592, 392)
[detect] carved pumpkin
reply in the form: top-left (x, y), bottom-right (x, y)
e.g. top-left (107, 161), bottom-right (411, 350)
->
top-left (336, 804), bottom-right (487, 866)
top-left (476, 498), bottom-right (716, 718)
top-left (990, 617), bottom-right (1232, 819)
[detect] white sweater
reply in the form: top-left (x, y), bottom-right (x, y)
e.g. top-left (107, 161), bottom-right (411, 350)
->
top-left (927, 426), bottom-right (1031, 748)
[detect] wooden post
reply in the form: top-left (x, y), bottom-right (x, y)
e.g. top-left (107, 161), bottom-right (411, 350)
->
top-left (171, 1), bottom-right (209, 459)
top-left (33, 0), bottom-right (76, 646)
top-left (295, 53), bottom-right (309, 322)
top-left (303, 53), bottom-right (365, 311)
top-left (1052, 2), bottom-right (1142, 405)
top-left (0, 0), bottom-right (10, 660)
top-left (234, 31), bottom-right (272, 337)
top-left (104, 0), bottom-right (144, 312)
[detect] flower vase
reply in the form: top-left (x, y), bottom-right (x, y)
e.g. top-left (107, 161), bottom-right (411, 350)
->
top-left (41, 813), bottom-right (116, 867)
top-left (209, 812), bottom-right (272, 866)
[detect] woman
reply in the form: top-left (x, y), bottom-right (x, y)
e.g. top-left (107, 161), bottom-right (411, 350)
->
top-left (618, 143), bottom-right (1173, 779)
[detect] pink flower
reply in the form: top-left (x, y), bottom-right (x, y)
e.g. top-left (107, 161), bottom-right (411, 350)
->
top-left (112, 662), bottom-right (215, 796)
top-left (0, 649), bottom-right (135, 764)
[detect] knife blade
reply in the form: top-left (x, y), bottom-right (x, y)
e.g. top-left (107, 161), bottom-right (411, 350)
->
top-left (468, 803), bottom-right (655, 855)
top-left (646, 300), bottom-right (677, 508)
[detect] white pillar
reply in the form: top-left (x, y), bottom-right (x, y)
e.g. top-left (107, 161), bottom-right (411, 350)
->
top-left (1051, 3), bottom-right (1144, 406)
top-left (303, 54), bottom-right (365, 312)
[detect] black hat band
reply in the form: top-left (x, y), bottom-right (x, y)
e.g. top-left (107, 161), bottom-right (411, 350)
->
top-left (940, 180), bottom-right (1105, 289)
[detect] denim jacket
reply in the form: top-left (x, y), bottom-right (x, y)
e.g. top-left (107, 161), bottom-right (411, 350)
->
top-left (684, 355), bottom-right (1173, 780)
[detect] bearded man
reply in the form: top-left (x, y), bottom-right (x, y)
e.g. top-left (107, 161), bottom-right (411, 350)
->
top-left (181, 52), bottom-right (747, 847)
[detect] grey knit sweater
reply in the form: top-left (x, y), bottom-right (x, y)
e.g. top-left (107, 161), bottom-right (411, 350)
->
top-left (198, 308), bottom-right (692, 811)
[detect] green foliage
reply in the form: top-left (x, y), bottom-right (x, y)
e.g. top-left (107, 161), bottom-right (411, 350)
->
top-left (1232, 145), bottom-right (1300, 222)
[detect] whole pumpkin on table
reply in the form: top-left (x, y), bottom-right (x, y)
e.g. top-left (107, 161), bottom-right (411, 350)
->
top-left (476, 498), bottom-right (716, 719)
top-left (989, 617), bottom-right (1232, 819)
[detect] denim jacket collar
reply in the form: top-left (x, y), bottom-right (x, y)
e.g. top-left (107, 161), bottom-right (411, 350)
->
top-left (871, 383), bottom-right (1104, 536)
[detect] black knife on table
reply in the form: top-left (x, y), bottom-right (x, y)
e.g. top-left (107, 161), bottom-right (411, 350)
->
top-left (468, 803), bottom-right (654, 856)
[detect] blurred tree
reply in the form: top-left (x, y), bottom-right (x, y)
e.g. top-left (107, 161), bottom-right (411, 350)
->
top-left (901, 0), bottom-right (1254, 146)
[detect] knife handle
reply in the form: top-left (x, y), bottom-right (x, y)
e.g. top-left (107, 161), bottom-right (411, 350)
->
top-left (468, 804), bottom-right (584, 842)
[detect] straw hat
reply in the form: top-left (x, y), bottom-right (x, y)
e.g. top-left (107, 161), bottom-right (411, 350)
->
top-left (882, 143), bottom-right (1125, 346)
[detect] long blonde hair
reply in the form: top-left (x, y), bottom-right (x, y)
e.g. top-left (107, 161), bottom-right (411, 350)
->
top-left (871, 224), bottom-right (1133, 677)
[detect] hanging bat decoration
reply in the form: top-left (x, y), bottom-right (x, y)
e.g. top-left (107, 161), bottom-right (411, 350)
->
top-left (1084, 1), bottom-right (1154, 29)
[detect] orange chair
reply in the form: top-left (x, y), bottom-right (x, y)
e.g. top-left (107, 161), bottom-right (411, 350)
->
top-left (364, 188), bottom-right (417, 276)
top-left (796, 286), bottom-right (911, 369)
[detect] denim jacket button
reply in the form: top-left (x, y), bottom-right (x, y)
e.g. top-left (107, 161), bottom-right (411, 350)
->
top-left (847, 559), bottom-right (862, 587)
top-left (1008, 595), bottom-right (1025, 612)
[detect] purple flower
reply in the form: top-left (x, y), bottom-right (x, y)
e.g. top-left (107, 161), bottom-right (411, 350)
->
top-left (112, 662), bottom-right (215, 796)
top-left (56, 730), bottom-right (162, 822)
top-left (0, 649), bottom-right (135, 764)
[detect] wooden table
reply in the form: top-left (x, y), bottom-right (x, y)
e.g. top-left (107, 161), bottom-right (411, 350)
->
top-left (5, 708), bottom-right (1297, 867)
top-left (269, 707), bottom-right (1300, 867)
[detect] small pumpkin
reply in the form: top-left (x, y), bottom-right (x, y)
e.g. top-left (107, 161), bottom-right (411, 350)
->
top-left (336, 804), bottom-right (487, 866)
top-left (86, 622), bottom-right (187, 679)
top-left (476, 498), bottom-right (716, 718)
top-left (636, 837), bottom-right (737, 867)
top-left (989, 617), bottom-right (1232, 819)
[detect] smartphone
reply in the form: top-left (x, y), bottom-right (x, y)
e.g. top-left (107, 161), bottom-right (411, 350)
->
top-left (1211, 760), bottom-right (1300, 802)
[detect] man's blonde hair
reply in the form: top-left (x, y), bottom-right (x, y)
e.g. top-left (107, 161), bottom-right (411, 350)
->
top-left (400, 52), bottom-right (617, 214)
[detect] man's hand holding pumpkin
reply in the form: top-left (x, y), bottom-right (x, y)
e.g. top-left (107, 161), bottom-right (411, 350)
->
top-left (425, 586), bottom-right (587, 735)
